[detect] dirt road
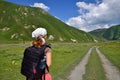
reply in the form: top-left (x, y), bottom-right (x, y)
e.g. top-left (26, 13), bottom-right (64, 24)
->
top-left (68, 47), bottom-right (120, 80)
top-left (96, 48), bottom-right (120, 80)
top-left (68, 48), bottom-right (93, 80)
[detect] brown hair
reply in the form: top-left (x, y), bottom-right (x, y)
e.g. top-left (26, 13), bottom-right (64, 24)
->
top-left (32, 38), bottom-right (43, 47)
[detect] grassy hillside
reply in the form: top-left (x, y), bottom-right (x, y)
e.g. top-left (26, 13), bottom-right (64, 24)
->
top-left (103, 25), bottom-right (120, 40)
top-left (0, 1), bottom-right (94, 43)
top-left (89, 25), bottom-right (120, 41)
top-left (89, 29), bottom-right (107, 38)
top-left (89, 29), bottom-right (107, 42)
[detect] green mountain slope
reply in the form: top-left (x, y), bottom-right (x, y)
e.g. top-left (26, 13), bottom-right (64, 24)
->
top-left (103, 25), bottom-right (120, 40)
top-left (0, 1), bottom-right (94, 42)
top-left (89, 29), bottom-right (107, 37)
top-left (89, 25), bottom-right (120, 40)
top-left (89, 29), bottom-right (107, 41)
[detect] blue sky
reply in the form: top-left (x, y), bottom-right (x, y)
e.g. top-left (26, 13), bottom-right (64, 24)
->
top-left (6, 0), bottom-right (120, 31)
top-left (6, 0), bottom-right (95, 21)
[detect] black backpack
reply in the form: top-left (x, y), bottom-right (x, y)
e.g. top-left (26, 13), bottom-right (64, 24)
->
top-left (21, 44), bottom-right (51, 79)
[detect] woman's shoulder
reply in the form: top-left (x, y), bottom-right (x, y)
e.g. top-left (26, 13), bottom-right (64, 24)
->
top-left (43, 43), bottom-right (52, 53)
top-left (45, 47), bottom-right (52, 53)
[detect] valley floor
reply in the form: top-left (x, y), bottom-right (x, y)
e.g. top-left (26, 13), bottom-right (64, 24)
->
top-left (0, 42), bottom-right (120, 80)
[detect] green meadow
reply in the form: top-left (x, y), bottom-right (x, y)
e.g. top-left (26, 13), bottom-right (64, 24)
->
top-left (0, 42), bottom-right (120, 80)
top-left (0, 43), bottom-right (92, 80)
top-left (51, 43), bottom-right (92, 80)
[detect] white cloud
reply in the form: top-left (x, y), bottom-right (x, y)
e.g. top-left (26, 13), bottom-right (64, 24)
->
top-left (66, 0), bottom-right (120, 32)
top-left (103, 24), bottom-right (109, 28)
top-left (32, 3), bottom-right (50, 11)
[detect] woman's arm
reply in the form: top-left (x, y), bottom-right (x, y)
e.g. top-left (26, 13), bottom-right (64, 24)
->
top-left (46, 52), bottom-right (52, 67)
top-left (45, 48), bottom-right (52, 67)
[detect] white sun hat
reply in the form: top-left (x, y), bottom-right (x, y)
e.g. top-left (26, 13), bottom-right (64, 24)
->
top-left (32, 28), bottom-right (47, 38)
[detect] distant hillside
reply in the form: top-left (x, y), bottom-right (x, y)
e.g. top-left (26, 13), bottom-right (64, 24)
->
top-left (89, 28), bottom-right (107, 41)
top-left (89, 25), bottom-right (120, 40)
top-left (0, 1), bottom-right (94, 43)
top-left (103, 25), bottom-right (120, 40)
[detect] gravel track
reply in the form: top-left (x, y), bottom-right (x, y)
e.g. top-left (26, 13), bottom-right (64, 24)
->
top-left (68, 48), bottom-right (93, 80)
top-left (96, 47), bottom-right (120, 80)
top-left (68, 47), bottom-right (120, 80)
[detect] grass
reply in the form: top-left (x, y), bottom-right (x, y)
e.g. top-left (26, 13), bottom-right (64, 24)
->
top-left (0, 42), bottom-right (119, 80)
top-left (0, 43), bottom-right (92, 80)
top-left (0, 45), bottom-right (26, 80)
top-left (51, 43), bottom-right (92, 80)
top-left (99, 43), bottom-right (120, 70)
top-left (83, 47), bottom-right (107, 80)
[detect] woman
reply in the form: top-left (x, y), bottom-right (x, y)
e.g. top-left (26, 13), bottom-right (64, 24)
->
top-left (21, 28), bottom-right (52, 80)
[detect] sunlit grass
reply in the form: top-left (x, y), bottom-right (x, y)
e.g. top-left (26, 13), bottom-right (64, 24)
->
top-left (51, 43), bottom-right (91, 80)
top-left (0, 45), bottom-right (25, 80)
top-left (0, 43), bottom-right (92, 80)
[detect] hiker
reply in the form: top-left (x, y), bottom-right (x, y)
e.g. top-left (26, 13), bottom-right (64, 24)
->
top-left (21, 28), bottom-right (52, 80)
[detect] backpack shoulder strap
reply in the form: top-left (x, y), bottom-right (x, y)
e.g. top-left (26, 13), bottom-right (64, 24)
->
top-left (42, 43), bottom-right (51, 49)
top-left (41, 43), bottom-right (51, 53)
